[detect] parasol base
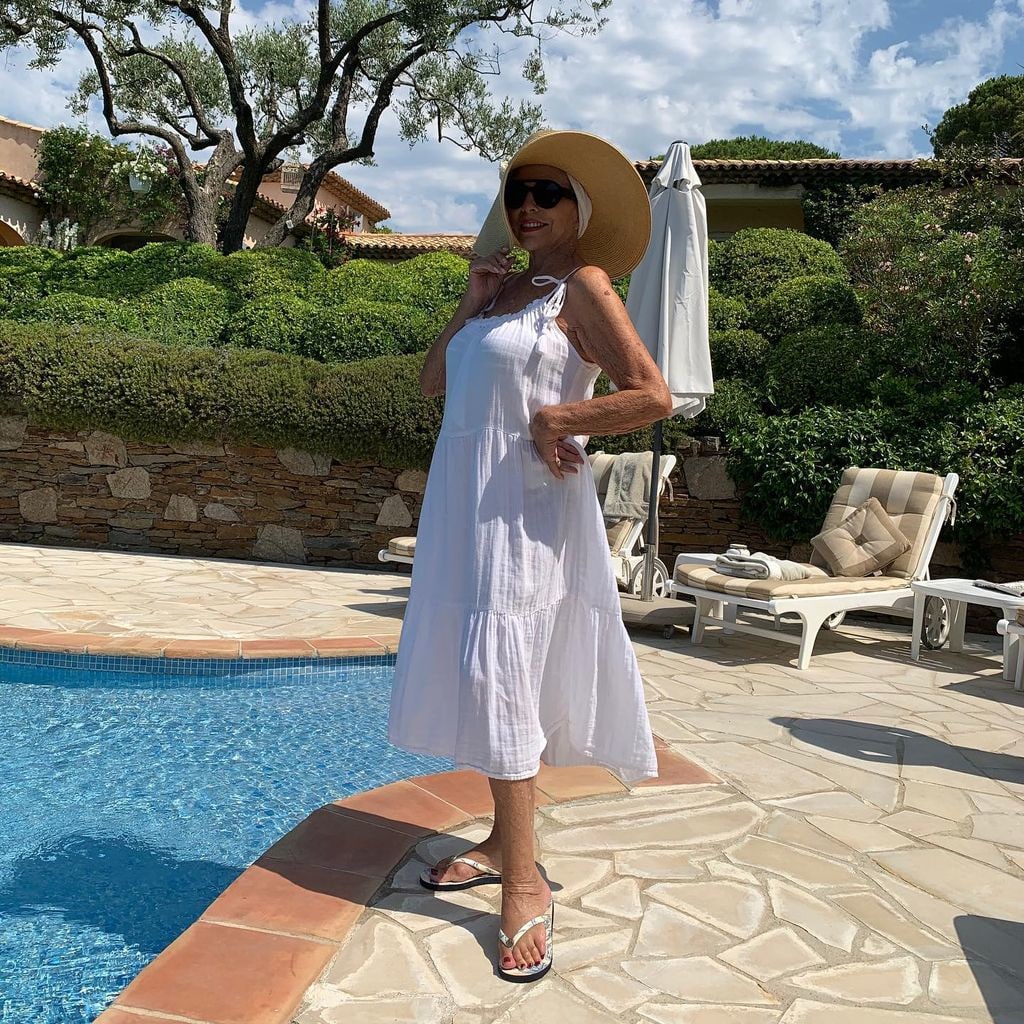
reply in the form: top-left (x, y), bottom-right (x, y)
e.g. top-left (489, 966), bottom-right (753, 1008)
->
top-left (619, 593), bottom-right (695, 637)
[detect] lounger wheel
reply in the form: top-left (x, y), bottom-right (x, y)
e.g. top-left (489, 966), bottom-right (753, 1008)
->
top-left (823, 611), bottom-right (846, 631)
top-left (921, 595), bottom-right (950, 650)
top-left (629, 558), bottom-right (670, 598)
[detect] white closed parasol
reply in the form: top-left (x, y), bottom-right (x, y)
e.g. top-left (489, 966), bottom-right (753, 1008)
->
top-left (622, 141), bottom-right (713, 601)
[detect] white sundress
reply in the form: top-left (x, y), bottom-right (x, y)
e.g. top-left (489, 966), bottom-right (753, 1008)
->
top-left (387, 270), bottom-right (659, 785)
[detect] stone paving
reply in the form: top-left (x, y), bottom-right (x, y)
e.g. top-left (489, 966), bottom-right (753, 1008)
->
top-left (297, 621), bottom-right (1024, 1024)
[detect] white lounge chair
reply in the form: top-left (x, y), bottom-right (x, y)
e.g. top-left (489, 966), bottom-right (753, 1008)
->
top-left (669, 467), bottom-right (959, 670)
top-left (379, 450), bottom-right (678, 597)
top-left (997, 612), bottom-right (1024, 691)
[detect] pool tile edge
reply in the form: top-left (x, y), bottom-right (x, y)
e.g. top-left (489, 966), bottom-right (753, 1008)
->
top-left (96, 747), bottom-right (716, 1024)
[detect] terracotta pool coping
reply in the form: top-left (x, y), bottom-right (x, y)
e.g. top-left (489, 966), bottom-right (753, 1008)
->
top-left (94, 743), bottom-right (718, 1024)
top-left (0, 625), bottom-right (401, 659)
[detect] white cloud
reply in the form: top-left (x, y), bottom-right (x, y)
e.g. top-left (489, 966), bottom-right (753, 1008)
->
top-left (2, 0), bottom-right (1022, 231)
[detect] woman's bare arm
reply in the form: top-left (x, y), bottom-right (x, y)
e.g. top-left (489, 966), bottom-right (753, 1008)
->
top-left (536, 266), bottom-right (672, 438)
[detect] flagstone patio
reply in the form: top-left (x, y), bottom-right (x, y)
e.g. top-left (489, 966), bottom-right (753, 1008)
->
top-left (2, 543), bottom-right (1023, 1023)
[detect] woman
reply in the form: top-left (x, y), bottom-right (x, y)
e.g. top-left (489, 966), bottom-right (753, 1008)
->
top-left (388, 130), bottom-right (671, 982)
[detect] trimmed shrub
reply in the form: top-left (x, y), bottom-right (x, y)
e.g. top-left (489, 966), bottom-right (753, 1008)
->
top-left (10, 291), bottom-right (142, 333)
top-left (310, 259), bottom-right (402, 307)
top-left (0, 322), bottom-right (446, 465)
top-left (393, 252), bottom-right (469, 311)
top-left (115, 242), bottom-right (221, 297)
top-left (222, 294), bottom-right (314, 355)
top-left (716, 228), bottom-right (846, 304)
top-left (709, 329), bottom-right (770, 383)
top-left (754, 274), bottom-right (861, 341)
top-left (766, 325), bottom-right (877, 412)
top-left (699, 378), bottom-right (763, 441)
top-left (41, 246), bottom-right (131, 296)
top-left (137, 278), bottom-right (234, 347)
top-left (207, 247), bottom-right (326, 300)
top-left (298, 300), bottom-right (439, 362)
top-left (0, 247), bottom-right (61, 276)
top-left (709, 288), bottom-right (749, 332)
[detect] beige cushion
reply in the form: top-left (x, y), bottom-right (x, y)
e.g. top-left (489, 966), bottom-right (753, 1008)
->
top-left (811, 497), bottom-right (911, 577)
top-left (605, 518), bottom-right (633, 554)
top-left (674, 563), bottom-right (910, 602)
top-left (388, 536), bottom-right (417, 556)
top-left (1017, 608), bottom-right (1024, 627)
top-left (809, 468), bottom-right (945, 580)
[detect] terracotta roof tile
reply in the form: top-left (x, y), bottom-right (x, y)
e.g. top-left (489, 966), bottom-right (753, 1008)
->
top-left (634, 156), bottom-right (1023, 186)
top-left (342, 233), bottom-right (475, 259)
top-left (0, 170), bottom-right (41, 199)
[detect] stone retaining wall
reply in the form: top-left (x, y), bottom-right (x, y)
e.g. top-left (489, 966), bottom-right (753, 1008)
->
top-left (1, 421), bottom-right (1022, 631)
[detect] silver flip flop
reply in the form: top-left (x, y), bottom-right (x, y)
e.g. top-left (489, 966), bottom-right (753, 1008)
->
top-left (419, 854), bottom-right (503, 891)
top-left (498, 900), bottom-right (555, 982)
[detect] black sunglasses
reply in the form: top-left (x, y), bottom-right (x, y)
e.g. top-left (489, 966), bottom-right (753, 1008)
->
top-left (504, 178), bottom-right (577, 210)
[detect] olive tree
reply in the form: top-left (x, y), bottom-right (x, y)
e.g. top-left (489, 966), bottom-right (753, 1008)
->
top-left (0, 1), bottom-right (610, 251)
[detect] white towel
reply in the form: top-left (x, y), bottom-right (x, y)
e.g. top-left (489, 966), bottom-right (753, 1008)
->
top-left (603, 452), bottom-right (653, 521)
top-left (715, 552), bottom-right (828, 582)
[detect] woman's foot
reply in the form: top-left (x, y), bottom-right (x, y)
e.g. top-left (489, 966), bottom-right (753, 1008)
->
top-left (499, 871), bottom-right (553, 971)
top-left (427, 837), bottom-right (503, 885)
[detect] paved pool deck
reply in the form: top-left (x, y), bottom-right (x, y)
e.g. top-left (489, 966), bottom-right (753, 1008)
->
top-left (2, 543), bottom-right (1023, 1024)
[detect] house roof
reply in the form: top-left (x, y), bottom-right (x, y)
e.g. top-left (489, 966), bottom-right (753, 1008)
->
top-left (0, 169), bottom-right (41, 202)
top-left (341, 232), bottom-right (476, 259)
top-left (319, 171), bottom-right (390, 223)
top-left (634, 156), bottom-right (1024, 187)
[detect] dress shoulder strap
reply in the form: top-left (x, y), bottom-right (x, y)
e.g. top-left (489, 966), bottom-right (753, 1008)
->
top-left (534, 265), bottom-right (585, 319)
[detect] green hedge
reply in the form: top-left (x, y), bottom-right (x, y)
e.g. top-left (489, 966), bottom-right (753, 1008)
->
top-left (299, 300), bottom-right (443, 362)
top-left (222, 294), bottom-right (313, 355)
top-left (137, 278), bottom-right (234, 347)
top-left (754, 275), bottom-right (861, 341)
top-left (714, 228), bottom-right (846, 304)
top-left (766, 326), bottom-right (878, 412)
top-left (710, 329), bottom-right (769, 383)
top-left (10, 292), bottom-right (143, 333)
top-left (709, 288), bottom-right (749, 332)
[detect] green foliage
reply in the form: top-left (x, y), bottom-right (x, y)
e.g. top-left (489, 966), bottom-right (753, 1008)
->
top-left (41, 246), bottom-right (132, 296)
top-left (841, 180), bottom-right (1024, 386)
top-left (298, 300), bottom-right (441, 362)
top-left (0, 247), bottom-right (61, 275)
top-left (0, 322), bottom-right (445, 466)
top-left (754, 275), bottom-right (861, 342)
top-left (137, 278), bottom-right (234, 347)
top-left (709, 329), bottom-right (770, 383)
top-left (766, 326), bottom-right (876, 412)
top-left (222, 294), bottom-right (313, 354)
top-left (10, 292), bottom-right (142, 333)
top-left (708, 288), bottom-right (749, 332)
top-left (932, 74), bottom-right (1024, 157)
top-left (689, 136), bottom-right (840, 160)
top-left (801, 183), bottom-right (883, 247)
top-left (105, 242), bottom-right (221, 298)
top-left (698, 379), bottom-right (764, 442)
top-left (207, 247), bottom-right (327, 300)
top-left (714, 228), bottom-right (846, 304)
top-left (311, 253), bottom-right (470, 312)
top-left (35, 125), bottom-right (184, 240)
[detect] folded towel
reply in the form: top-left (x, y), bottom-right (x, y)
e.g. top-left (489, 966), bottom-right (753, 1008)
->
top-left (715, 552), bottom-right (828, 582)
top-left (603, 452), bottom-right (653, 520)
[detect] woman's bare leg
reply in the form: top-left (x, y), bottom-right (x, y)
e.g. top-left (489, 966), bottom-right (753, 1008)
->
top-left (492, 775), bottom-right (552, 970)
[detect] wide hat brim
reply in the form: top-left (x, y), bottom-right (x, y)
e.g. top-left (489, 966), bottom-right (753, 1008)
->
top-left (474, 130), bottom-right (652, 281)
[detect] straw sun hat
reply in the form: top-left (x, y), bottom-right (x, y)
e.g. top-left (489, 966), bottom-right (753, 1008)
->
top-left (473, 129), bottom-right (652, 282)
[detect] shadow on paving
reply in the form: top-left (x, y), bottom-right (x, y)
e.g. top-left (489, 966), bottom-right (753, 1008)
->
top-left (770, 718), bottom-right (1024, 784)
top-left (955, 916), bottom-right (1024, 1022)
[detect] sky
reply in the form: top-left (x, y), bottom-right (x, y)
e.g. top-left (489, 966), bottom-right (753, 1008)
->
top-left (1, 0), bottom-right (1022, 233)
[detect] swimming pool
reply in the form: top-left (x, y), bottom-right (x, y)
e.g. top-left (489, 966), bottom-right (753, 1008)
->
top-left (1, 647), bottom-right (449, 1024)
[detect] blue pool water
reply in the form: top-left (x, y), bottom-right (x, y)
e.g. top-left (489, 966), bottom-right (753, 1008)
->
top-left (0, 648), bottom-right (450, 1024)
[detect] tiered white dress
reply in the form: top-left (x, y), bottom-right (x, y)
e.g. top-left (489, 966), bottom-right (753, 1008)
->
top-left (387, 271), bottom-right (659, 784)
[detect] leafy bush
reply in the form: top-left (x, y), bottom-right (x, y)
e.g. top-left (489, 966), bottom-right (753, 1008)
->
top-left (754, 275), bottom-right (861, 341)
top-left (41, 246), bottom-right (132, 296)
top-left (298, 300), bottom-right (439, 362)
top-left (689, 136), bottom-right (840, 160)
top-left (0, 247), bottom-right (61, 276)
top-left (698, 378), bottom-right (764, 442)
top-left (715, 228), bottom-right (846, 304)
top-left (841, 183), bottom-right (1024, 386)
top-left (710, 329), bottom-right (769, 383)
top-left (10, 292), bottom-right (142, 333)
top-left (0, 322), bottom-right (446, 467)
top-left (222, 294), bottom-right (314, 354)
top-left (311, 259), bottom-right (403, 306)
top-left (766, 326), bottom-right (881, 412)
top-left (207, 247), bottom-right (326, 300)
top-left (393, 252), bottom-right (469, 311)
top-left (138, 278), bottom-right (234, 347)
top-left (709, 288), bottom-right (749, 332)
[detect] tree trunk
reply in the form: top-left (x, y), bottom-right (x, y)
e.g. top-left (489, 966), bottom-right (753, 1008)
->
top-left (183, 191), bottom-right (221, 246)
top-left (220, 164), bottom-right (269, 253)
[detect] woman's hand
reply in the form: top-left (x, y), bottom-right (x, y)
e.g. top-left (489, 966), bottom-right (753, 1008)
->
top-left (464, 246), bottom-right (513, 314)
top-left (529, 407), bottom-right (586, 480)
